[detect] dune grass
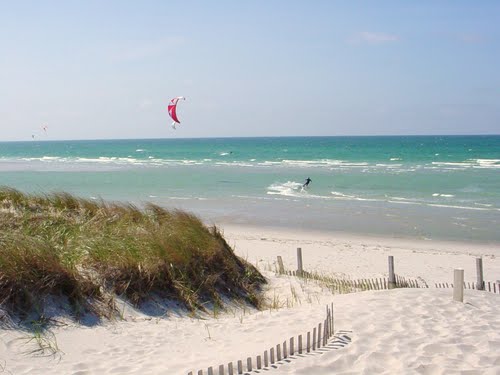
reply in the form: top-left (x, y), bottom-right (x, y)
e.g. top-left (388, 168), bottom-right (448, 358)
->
top-left (0, 187), bottom-right (266, 322)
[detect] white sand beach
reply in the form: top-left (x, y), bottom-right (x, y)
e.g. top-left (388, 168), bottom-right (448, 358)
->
top-left (1, 225), bottom-right (499, 375)
top-left (223, 225), bottom-right (500, 285)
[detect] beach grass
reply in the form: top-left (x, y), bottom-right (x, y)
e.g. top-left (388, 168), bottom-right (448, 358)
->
top-left (0, 187), bottom-right (266, 322)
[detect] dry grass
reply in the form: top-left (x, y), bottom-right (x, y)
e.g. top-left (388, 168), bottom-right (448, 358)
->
top-left (0, 187), bottom-right (266, 323)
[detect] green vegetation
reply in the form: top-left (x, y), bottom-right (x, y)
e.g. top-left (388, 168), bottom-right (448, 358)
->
top-left (0, 187), bottom-right (266, 322)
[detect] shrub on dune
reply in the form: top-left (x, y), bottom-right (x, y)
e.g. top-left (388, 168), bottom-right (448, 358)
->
top-left (0, 187), bottom-right (266, 322)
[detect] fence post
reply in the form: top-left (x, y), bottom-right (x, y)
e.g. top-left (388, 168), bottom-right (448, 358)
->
top-left (277, 256), bottom-right (285, 274)
top-left (326, 305), bottom-right (329, 337)
top-left (298, 334), bottom-right (303, 354)
top-left (317, 323), bottom-right (322, 348)
top-left (219, 365), bottom-right (224, 375)
top-left (290, 337), bottom-right (294, 355)
top-left (331, 303), bottom-right (334, 335)
top-left (257, 355), bottom-right (262, 370)
top-left (312, 328), bottom-right (316, 350)
top-left (297, 247), bottom-right (303, 276)
top-left (476, 257), bottom-right (484, 290)
top-left (453, 269), bottom-right (464, 302)
top-left (237, 360), bottom-right (242, 374)
top-left (264, 350), bottom-right (268, 367)
top-left (247, 358), bottom-right (252, 372)
top-left (323, 319), bottom-right (327, 345)
top-left (388, 256), bottom-right (396, 289)
top-left (228, 362), bottom-right (233, 375)
top-left (208, 367), bottom-right (213, 375)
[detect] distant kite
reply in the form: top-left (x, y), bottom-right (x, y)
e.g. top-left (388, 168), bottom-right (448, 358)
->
top-left (167, 96), bottom-right (185, 129)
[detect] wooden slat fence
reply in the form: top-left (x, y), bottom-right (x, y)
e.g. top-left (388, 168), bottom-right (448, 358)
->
top-left (282, 269), bottom-right (500, 295)
top-left (280, 268), bottom-right (499, 295)
top-left (187, 304), bottom-right (335, 375)
top-left (280, 269), bottom-right (426, 293)
top-left (434, 280), bottom-right (500, 294)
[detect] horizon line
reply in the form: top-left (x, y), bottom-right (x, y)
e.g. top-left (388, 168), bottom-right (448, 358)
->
top-left (2, 133), bottom-right (500, 143)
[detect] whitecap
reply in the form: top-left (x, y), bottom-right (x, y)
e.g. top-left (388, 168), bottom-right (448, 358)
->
top-left (432, 193), bottom-right (455, 198)
top-left (330, 191), bottom-right (356, 199)
top-left (472, 159), bottom-right (500, 169)
top-left (267, 181), bottom-right (303, 197)
top-left (427, 203), bottom-right (491, 211)
top-left (41, 156), bottom-right (60, 161)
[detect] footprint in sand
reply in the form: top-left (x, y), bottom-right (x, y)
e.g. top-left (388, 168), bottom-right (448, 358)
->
top-left (72, 362), bottom-right (90, 370)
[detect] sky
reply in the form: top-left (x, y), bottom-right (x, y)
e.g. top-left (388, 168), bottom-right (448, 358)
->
top-left (0, 1), bottom-right (499, 141)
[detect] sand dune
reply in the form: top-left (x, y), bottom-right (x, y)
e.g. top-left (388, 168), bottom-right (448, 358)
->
top-left (1, 225), bottom-right (499, 374)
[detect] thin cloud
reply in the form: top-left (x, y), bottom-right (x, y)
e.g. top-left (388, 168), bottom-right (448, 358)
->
top-left (349, 32), bottom-right (400, 45)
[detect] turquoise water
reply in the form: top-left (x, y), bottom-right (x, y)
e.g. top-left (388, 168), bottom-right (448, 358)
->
top-left (1, 136), bottom-right (499, 243)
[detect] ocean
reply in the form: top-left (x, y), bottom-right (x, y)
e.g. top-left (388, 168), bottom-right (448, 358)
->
top-left (1, 135), bottom-right (499, 243)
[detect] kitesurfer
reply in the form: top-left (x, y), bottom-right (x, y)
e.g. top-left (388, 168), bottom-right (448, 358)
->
top-left (303, 177), bottom-right (312, 188)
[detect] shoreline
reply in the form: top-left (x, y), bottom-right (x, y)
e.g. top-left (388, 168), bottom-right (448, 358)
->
top-left (216, 222), bottom-right (500, 249)
top-left (182, 195), bottom-right (500, 244)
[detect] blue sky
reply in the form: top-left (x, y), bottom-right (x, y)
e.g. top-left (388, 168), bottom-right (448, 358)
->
top-left (1, 1), bottom-right (499, 140)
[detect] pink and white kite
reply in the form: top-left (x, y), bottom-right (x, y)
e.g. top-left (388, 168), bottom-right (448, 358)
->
top-left (167, 96), bottom-right (185, 129)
